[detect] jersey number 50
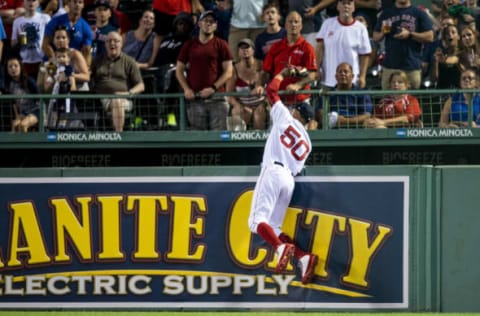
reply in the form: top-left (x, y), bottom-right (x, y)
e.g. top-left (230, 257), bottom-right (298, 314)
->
top-left (280, 125), bottom-right (310, 161)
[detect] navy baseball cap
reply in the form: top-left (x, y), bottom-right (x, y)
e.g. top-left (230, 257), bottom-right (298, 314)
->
top-left (95, 0), bottom-right (110, 9)
top-left (295, 102), bottom-right (314, 122)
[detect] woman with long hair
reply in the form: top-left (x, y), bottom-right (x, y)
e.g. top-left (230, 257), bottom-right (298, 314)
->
top-left (122, 9), bottom-right (160, 69)
top-left (431, 23), bottom-right (463, 89)
top-left (5, 56), bottom-right (40, 132)
top-left (38, 24), bottom-right (90, 92)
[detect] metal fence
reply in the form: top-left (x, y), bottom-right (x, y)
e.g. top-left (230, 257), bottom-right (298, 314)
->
top-left (0, 88), bottom-right (476, 132)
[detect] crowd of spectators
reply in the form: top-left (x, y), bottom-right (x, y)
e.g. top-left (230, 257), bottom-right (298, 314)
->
top-left (0, 0), bottom-right (479, 132)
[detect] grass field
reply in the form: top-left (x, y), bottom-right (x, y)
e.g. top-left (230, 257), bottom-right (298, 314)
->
top-left (0, 313), bottom-right (479, 316)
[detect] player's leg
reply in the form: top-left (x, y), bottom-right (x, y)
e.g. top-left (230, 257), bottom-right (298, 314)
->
top-left (267, 170), bottom-right (296, 273)
top-left (248, 167), bottom-right (294, 273)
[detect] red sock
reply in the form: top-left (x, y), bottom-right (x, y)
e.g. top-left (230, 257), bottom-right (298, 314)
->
top-left (257, 222), bottom-right (282, 248)
top-left (279, 233), bottom-right (306, 259)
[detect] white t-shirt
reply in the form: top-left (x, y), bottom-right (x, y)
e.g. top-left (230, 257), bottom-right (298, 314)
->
top-left (316, 17), bottom-right (372, 87)
top-left (230, 0), bottom-right (266, 29)
top-left (12, 12), bottom-right (51, 63)
top-left (262, 101), bottom-right (311, 176)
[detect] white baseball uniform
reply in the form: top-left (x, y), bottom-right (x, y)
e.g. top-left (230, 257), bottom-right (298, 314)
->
top-left (248, 99), bottom-right (312, 236)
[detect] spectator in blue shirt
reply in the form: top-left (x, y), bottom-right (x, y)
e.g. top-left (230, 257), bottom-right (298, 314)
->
top-left (42, 0), bottom-right (92, 66)
top-left (0, 18), bottom-right (7, 89)
top-left (439, 68), bottom-right (480, 128)
top-left (316, 62), bottom-right (373, 129)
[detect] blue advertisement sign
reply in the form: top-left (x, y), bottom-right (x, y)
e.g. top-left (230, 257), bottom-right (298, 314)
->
top-left (0, 176), bottom-right (408, 309)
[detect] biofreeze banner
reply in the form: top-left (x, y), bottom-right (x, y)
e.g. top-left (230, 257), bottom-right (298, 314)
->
top-left (0, 176), bottom-right (408, 309)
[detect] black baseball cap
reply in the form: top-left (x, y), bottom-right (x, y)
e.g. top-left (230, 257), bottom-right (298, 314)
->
top-left (95, 0), bottom-right (110, 9)
top-left (199, 10), bottom-right (217, 21)
top-left (295, 103), bottom-right (314, 122)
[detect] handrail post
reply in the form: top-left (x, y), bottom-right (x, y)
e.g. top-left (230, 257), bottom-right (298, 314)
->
top-left (179, 96), bottom-right (186, 131)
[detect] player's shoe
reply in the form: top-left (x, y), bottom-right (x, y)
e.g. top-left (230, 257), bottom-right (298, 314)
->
top-left (298, 253), bottom-right (318, 284)
top-left (275, 243), bottom-right (295, 273)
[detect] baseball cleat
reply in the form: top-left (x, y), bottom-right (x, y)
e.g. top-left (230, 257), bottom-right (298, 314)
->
top-left (275, 243), bottom-right (295, 273)
top-left (298, 253), bottom-right (318, 284)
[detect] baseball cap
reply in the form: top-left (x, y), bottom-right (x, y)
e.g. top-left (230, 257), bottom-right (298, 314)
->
top-left (237, 38), bottom-right (255, 49)
top-left (199, 10), bottom-right (217, 21)
top-left (295, 102), bottom-right (314, 123)
top-left (95, 0), bottom-right (110, 9)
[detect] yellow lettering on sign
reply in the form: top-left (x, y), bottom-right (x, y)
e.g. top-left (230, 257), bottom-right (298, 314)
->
top-left (166, 195), bottom-right (206, 261)
top-left (97, 195), bottom-right (124, 260)
top-left (306, 210), bottom-right (346, 278)
top-left (228, 190), bottom-right (268, 267)
top-left (342, 218), bottom-right (392, 287)
top-left (8, 202), bottom-right (50, 267)
top-left (126, 195), bottom-right (168, 259)
top-left (52, 196), bottom-right (93, 262)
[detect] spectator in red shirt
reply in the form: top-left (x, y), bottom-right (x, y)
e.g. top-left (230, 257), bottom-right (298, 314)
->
top-left (176, 10), bottom-right (233, 130)
top-left (365, 70), bottom-right (422, 128)
top-left (0, 0), bottom-right (25, 60)
top-left (108, 0), bottom-right (130, 34)
top-left (152, 0), bottom-right (203, 43)
top-left (259, 10), bottom-right (318, 129)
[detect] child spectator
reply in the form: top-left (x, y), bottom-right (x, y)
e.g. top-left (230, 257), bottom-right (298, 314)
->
top-left (11, 0), bottom-right (51, 79)
top-left (5, 56), bottom-right (40, 132)
top-left (365, 70), bottom-right (422, 128)
top-left (45, 47), bottom-right (77, 129)
top-left (38, 24), bottom-right (90, 92)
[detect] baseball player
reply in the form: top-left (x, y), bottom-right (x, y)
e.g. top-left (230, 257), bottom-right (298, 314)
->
top-left (248, 67), bottom-right (318, 284)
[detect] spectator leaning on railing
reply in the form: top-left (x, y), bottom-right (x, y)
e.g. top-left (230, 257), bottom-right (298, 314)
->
top-left (90, 31), bottom-right (145, 132)
top-left (226, 38), bottom-right (267, 130)
top-left (176, 10), bottom-right (233, 131)
top-left (364, 70), bottom-right (422, 128)
top-left (316, 62), bottom-right (373, 129)
top-left (260, 11), bottom-right (318, 130)
top-left (5, 55), bottom-right (40, 133)
top-left (439, 68), bottom-right (480, 128)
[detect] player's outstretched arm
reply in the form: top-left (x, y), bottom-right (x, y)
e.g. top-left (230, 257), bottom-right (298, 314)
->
top-left (266, 69), bottom-right (287, 106)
